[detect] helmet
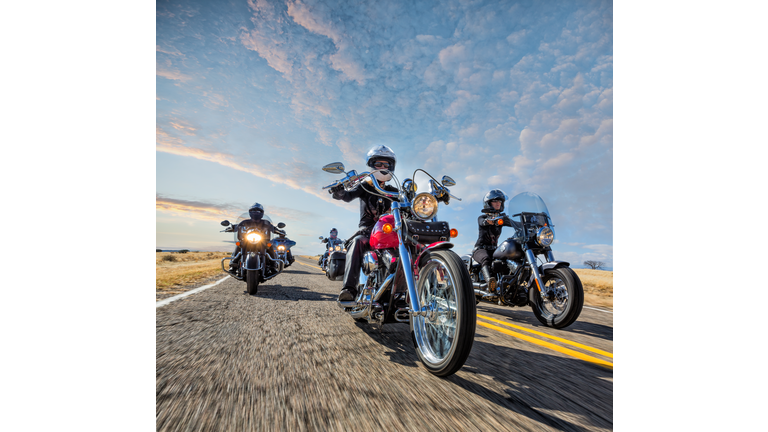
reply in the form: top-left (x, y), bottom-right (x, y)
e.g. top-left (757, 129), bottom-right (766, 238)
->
top-left (248, 202), bottom-right (265, 220)
top-left (366, 145), bottom-right (396, 182)
top-left (483, 190), bottom-right (508, 212)
top-left (330, 228), bottom-right (338, 239)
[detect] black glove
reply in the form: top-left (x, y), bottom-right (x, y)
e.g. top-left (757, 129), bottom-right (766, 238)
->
top-left (329, 184), bottom-right (344, 195)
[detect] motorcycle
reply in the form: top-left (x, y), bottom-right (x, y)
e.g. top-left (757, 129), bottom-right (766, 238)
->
top-left (273, 233), bottom-right (296, 268)
top-left (219, 212), bottom-right (288, 295)
top-left (464, 192), bottom-right (584, 329)
top-left (318, 236), bottom-right (346, 280)
top-left (321, 162), bottom-right (476, 377)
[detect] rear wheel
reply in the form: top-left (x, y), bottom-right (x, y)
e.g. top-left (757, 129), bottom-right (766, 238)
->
top-left (246, 270), bottom-right (260, 295)
top-left (530, 267), bottom-right (583, 328)
top-left (410, 250), bottom-right (476, 377)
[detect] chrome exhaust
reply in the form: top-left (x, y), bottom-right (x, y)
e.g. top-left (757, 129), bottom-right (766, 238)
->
top-left (474, 289), bottom-right (497, 299)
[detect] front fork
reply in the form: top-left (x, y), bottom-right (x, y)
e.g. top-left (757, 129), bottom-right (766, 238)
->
top-left (392, 202), bottom-right (425, 317)
top-left (525, 248), bottom-right (546, 294)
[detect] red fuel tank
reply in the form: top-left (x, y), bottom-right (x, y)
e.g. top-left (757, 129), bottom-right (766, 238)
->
top-left (369, 214), bottom-right (399, 249)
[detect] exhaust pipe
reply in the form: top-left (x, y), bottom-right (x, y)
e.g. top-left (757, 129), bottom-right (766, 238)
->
top-left (474, 289), bottom-right (497, 299)
top-left (472, 281), bottom-right (487, 290)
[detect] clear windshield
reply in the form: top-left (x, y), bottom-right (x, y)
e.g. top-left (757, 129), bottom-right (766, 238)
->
top-left (507, 192), bottom-right (554, 235)
top-left (235, 212), bottom-right (272, 225)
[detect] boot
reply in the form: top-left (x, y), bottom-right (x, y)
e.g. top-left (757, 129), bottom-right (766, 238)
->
top-left (338, 286), bottom-right (358, 302)
top-left (481, 265), bottom-right (497, 293)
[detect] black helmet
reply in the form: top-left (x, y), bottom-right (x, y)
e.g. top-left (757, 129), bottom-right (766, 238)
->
top-left (483, 189), bottom-right (508, 212)
top-left (366, 145), bottom-right (396, 181)
top-left (248, 202), bottom-right (264, 220)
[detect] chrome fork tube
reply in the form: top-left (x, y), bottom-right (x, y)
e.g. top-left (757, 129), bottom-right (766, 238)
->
top-left (525, 249), bottom-right (545, 293)
top-left (546, 251), bottom-right (555, 262)
top-left (392, 202), bottom-right (421, 315)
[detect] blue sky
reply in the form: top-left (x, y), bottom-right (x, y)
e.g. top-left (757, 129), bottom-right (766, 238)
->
top-left (156, 0), bottom-right (613, 268)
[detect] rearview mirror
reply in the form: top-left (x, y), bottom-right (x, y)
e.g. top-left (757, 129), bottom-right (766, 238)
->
top-left (441, 176), bottom-right (456, 187)
top-left (277, 222), bottom-right (286, 228)
top-left (319, 236), bottom-right (324, 240)
top-left (220, 220), bottom-right (230, 226)
top-left (323, 162), bottom-right (345, 174)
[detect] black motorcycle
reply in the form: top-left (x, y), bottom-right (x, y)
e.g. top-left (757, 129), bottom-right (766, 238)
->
top-left (318, 236), bottom-right (346, 280)
top-left (464, 192), bottom-right (584, 329)
top-left (220, 212), bottom-right (288, 295)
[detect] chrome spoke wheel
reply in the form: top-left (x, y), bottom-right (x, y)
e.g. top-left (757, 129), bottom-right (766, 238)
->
top-left (540, 276), bottom-right (568, 317)
top-left (413, 255), bottom-right (460, 366)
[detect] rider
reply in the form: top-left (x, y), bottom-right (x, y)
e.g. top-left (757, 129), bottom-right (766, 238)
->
top-left (318, 228), bottom-right (342, 266)
top-left (229, 202), bottom-right (285, 273)
top-left (472, 190), bottom-right (519, 293)
top-left (329, 145), bottom-right (399, 301)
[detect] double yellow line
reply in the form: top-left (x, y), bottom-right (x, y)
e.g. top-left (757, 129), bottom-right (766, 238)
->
top-left (295, 259), bottom-right (612, 368)
top-left (476, 314), bottom-right (613, 369)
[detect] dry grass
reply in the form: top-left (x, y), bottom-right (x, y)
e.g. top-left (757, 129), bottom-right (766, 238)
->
top-left (156, 251), bottom-right (230, 290)
top-left (573, 268), bottom-right (613, 309)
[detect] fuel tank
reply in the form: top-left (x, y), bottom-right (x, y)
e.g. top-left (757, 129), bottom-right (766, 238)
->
top-left (493, 239), bottom-right (523, 260)
top-left (369, 214), bottom-right (399, 249)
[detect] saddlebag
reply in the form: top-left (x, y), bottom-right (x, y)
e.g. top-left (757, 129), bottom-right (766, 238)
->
top-left (405, 220), bottom-right (450, 245)
top-left (327, 252), bottom-right (346, 281)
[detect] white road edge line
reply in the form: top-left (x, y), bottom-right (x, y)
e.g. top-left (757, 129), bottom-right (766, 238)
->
top-left (583, 306), bottom-right (613, 314)
top-left (156, 276), bottom-right (230, 309)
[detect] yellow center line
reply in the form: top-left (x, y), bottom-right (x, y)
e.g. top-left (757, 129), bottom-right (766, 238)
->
top-left (477, 313), bottom-right (613, 359)
top-left (476, 321), bottom-right (613, 369)
top-left (295, 260), bottom-right (325, 272)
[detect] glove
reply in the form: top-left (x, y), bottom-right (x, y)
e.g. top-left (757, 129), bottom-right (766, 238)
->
top-left (329, 184), bottom-right (344, 195)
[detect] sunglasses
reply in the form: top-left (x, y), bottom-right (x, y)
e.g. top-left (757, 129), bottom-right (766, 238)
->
top-left (373, 161), bottom-right (391, 169)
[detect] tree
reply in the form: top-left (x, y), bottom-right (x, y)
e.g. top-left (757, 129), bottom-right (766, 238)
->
top-left (583, 260), bottom-right (605, 270)
top-left (156, 249), bottom-right (162, 252)
top-left (178, 249), bottom-right (190, 254)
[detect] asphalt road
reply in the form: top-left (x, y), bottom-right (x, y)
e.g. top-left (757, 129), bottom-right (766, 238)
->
top-left (156, 256), bottom-right (613, 431)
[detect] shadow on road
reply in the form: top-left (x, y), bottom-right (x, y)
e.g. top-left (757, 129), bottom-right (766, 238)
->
top-left (253, 283), bottom-right (338, 302)
top-left (348, 314), bottom-right (612, 431)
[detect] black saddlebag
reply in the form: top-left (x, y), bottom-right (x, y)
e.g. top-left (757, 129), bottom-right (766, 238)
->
top-left (405, 220), bottom-right (451, 245)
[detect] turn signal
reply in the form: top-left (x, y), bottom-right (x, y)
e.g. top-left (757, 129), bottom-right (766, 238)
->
top-left (382, 223), bottom-right (393, 234)
top-left (449, 228), bottom-right (458, 238)
top-left (497, 219), bottom-right (503, 226)
top-left (267, 242), bottom-right (272, 248)
top-left (236, 242), bottom-right (240, 246)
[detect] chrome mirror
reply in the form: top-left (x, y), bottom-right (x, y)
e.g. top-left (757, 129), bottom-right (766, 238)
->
top-left (441, 175), bottom-right (456, 187)
top-left (319, 236), bottom-right (324, 240)
top-left (323, 162), bottom-right (345, 174)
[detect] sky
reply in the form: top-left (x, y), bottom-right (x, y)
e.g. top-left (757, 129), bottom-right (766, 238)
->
top-left (156, 0), bottom-right (613, 268)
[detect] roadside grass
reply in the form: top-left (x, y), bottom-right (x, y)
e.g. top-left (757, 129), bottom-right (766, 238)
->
top-left (573, 268), bottom-right (613, 309)
top-left (156, 251), bottom-right (230, 290)
top-left (156, 253), bottom-right (614, 309)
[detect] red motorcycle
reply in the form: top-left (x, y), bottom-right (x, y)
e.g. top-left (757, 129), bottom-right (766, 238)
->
top-left (321, 162), bottom-right (476, 377)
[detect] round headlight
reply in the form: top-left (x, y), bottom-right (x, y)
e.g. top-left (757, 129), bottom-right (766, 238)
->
top-left (412, 193), bottom-right (438, 220)
top-left (278, 245), bottom-right (285, 250)
top-left (246, 232), bottom-right (262, 243)
top-left (335, 245), bottom-right (341, 251)
top-left (536, 227), bottom-right (554, 247)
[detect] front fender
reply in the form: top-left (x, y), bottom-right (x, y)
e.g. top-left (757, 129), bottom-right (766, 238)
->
top-left (538, 261), bottom-right (570, 273)
top-left (244, 252), bottom-right (262, 271)
top-left (413, 241), bottom-right (454, 270)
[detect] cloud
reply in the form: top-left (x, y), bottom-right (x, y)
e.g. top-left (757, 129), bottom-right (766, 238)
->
top-left (156, 126), bottom-right (355, 212)
top-left (156, 195), bottom-right (242, 221)
top-left (156, 68), bottom-right (192, 82)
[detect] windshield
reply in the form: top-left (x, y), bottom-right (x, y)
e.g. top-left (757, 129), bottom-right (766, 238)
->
top-left (235, 212), bottom-right (272, 225)
top-left (507, 192), bottom-right (554, 235)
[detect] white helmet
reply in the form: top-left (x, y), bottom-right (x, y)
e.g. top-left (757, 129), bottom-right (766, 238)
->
top-left (366, 145), bottom-right (396, 182)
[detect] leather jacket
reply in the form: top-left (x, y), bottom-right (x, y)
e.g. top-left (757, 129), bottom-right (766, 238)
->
top-left (473, 212), bottom-right (520, 250)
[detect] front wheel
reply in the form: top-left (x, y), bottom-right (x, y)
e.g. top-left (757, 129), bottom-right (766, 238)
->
top-left (246, 270), bottom-right (260, 295)
top-left (410, 250), bottom-right (476, 377)
top-left (530, 267), bottom-right (583, 329)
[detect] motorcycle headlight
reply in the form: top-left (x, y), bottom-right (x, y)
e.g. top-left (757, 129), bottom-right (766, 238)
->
top-left (335, 245), bottom-right (342, 251)
top-left (278, 245), bottom-right (285, 251)
top-left (412, 193), bottom-right (438, 220)
top-left (246, 232), bottom-right (262, 243)
top-left (536, 227), bottom-right (554, 247)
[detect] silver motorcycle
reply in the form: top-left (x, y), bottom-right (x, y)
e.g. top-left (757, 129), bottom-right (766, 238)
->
top-left (321, 162), bottom-right (476, 377)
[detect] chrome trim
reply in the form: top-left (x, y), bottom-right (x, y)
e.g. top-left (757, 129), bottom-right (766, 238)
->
top-left (474, 289), bottom-right (497, 299)
top-left (362, 251), bottom-right (378, 275)
top-left (221, 251), bottom-right (242, 272)
top-left (546, 251), bottom-right (555, 262)
top-left (372, 273), bottom-right (395, 302)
